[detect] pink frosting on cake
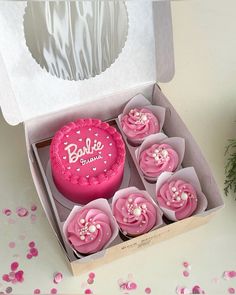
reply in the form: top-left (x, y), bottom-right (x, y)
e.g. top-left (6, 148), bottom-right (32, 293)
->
top-left (66, 208), bottom-right (112, 254)
top-left (157, 179), bottom-right (198, 220)
top-left (121, 108), bottom-right (160, 140)
top-left (139, 143), bottom-right (179, 178)
top-left (113, 193), bottom-right (157, 236)
top-left (50, 119), bottom-right (126, 204)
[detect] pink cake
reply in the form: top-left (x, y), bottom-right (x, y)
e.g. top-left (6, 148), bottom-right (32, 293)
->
top-left (113, 192), bottom-right (157, 236)
top-left (50, 118), bottom-right (126, 204)
top-left (139, 143), bottom-right (179, 178)
top-left (66, 208), bottom-right (112, 254)
top-left (157, 179), bottom-right (198, 220)
top-left (121, 108), bottom-right (160, 141)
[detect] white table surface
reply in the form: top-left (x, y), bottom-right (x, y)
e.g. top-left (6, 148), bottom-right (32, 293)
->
top-left (0, 0), bottom-right (236, 294)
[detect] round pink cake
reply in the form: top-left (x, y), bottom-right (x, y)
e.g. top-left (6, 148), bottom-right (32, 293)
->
top-left (50, 118), bottom-right (126, 204)
top-left (121, 108), bottom-right (160, 141)
top-left (139, 143), bottom-right (179, 178)
top-left (113, 192), bottom-right (157, 236)
top-left (66, 208), bottom-right (112, 254)
top-left (157, 179), bottom-right (198, 220)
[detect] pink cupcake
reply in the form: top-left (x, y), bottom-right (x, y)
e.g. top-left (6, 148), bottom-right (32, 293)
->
top-left (112, 188), bottom-right (160, 237)
top-left (157, 179), bottom-right (198, 221)
top-left (65, 207), bottom-right (113, 255)
top-left (121, 108), bottom-right (160, 142)
top-left (139, 143), bottom-right (179, 178)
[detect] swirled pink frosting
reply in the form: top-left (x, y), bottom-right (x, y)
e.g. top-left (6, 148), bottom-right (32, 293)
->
top-left (139, 143), bottom-right (179, 178)
top-left (66, 208), bottom-right (112, 254)
top-left (121, 108), bottom-right (160, 140)
top-left (157, 179), bottom-right (198, 220)
top-left (113, 193), bottom-right (157, 236)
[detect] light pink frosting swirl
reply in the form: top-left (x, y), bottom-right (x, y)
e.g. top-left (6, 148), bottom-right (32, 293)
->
top-left (139, 143), bottom-right (179, 178)
top-left (113, 193), bottom-right (157, 236)
top-left (66, 208), bottom-right (112, 254)
top-left (121, 108), bottom-right (159, 140)
top-left (157, 179), bottom-right (198, 220)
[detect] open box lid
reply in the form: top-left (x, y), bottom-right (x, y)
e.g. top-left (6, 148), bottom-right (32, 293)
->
top-left (0, 1), bottom-right (174, 126)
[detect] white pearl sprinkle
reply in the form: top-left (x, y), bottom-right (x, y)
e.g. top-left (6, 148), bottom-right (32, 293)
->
top-left (141, 115), bottom-right (147, 121)
top-left (154, 149), bottom-right (159, 153)
top-left (76, 168), bottom-right (80, 171)
top-left (64, 142), bottom-right (68, 145)
top-left (76, 131), bottom-right (80, 134)
top-left (80, 219), bottom-right (85, 224)
top-left (135, 112), bottom-right (140, 116)
top-left (96, 224), bottom-right (101, 229)
top-left (172, 187), bottom-right (177, 192)
top-left (128, 198), bottom-right (133, 203)
top-left (141, 204), bottom-right (147, 209)
top-left (166, 201), bottom-right (170, 206)
top-left (63, 156), bottom-right (66, 159)
top-left (176, 196), bottom-right (181, 201)
top-left (67, 167), bottom-right (71, 170)
top-left (133, 207), bottom-right (142, 217)
top-left (88, 225), bottom-right (96, 233)
top-left (123, 218), bottom-right (127, 222)
top-left (181, 192), bottom-right (188, 200)
top-left (80, 235), bottom-right (85, 241)
top-left (66, 135), bottom-right (69, 138)
top-left (108, 154), bottom-right (112, 157)
top-left (89, 128), bottom-right (91, 131)
top-left (106, 136), bottom-right (109, 139)
top-left (104, 161), bottom-right (107, 164)
top-left (161, 149), bottom-right (169, 157)
top-left (152, 153), bottom-right (157, 158)
top-left (109, 143), bottom-right (112, 146)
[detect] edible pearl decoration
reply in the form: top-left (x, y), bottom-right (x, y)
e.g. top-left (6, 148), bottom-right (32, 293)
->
top-left (133, 207), bottom-right (142, 217)
top-left (165, 186), bottom-right (196, 208)
top-left (88, 225), bottom-right (96, 233)
top-left (181, 192), bottom-right (188, 200)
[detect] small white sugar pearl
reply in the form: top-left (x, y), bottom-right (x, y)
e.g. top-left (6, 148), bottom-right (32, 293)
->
top-left (181, 192), bottom-right (188, 201)
top-left (88, 225), bottom-right (96, 233)
top-left (133, 207), bottom-right (142, 217)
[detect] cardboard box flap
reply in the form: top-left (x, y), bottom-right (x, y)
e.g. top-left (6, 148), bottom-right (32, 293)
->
top-left (0, 0), bottom-right (174, 126)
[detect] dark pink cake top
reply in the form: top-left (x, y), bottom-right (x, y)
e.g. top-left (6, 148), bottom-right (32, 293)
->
top-left (50, 118), bottom-right (126, 185)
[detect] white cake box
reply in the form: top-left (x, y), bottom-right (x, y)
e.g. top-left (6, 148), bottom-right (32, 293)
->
top-left (0, 1), bottom-right (223, 276)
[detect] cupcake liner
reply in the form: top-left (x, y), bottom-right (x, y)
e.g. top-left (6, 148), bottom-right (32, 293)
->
top-left (118, 94), bottom-right (166, 146)
top-left (155, 167), bottom-right (208, 221)
top-left (63, 198), bottom-right (119, 257)
top-left (111, 186), bottom-right (163, 239)
top-left (135, 133), bottom-right (185, 181)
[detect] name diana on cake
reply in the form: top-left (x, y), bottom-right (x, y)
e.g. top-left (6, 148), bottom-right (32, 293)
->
top-left (65, 138), bottom-right (104, 163)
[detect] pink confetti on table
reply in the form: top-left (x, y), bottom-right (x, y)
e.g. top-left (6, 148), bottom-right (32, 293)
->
top-left (145, 287), bottom-right (152, 294)
top-left (53, 272), bottom-right (63, 284)
top-left (8, 242), bottom-right (16, 249)
top-left (3, 209), bottom-right (12, 216)
top-left (29, 241), bottom-right (35, 248)
top-left (84, 289), bottom-right (92, 294)
top-left (26, 253), bottom-right (32, 260)
top-left (5, 286), bottom-right (12, 294)
top-left (33, 289), bottom-right (41, 294)
top-left (2, 263), bottom-right (24, 284)
top-left (192, 285), bottom-right (205, 294)
top-left (223, 271), bottom-right (236, 280)
top-left (87, 278), bottom-right (94, 285)
top-left (11, 262), bottom-right (19, 272)
top-left (183, 261), bottom-right (190, 268)
top-left (31, 204), bottom-right (37, 211)
top-left (183, 270), bottom-right (190, 277)
top-left (228, 288), bottom-right (236, 294)
top-left (30, 248), bottom-right (38, 257)
top-left (126, 282), bottom-right (137, 290)
top-left (16, 207), bottom-right (29, 217)
top-left (89, 272), bottom-right (95, 279)
top-left (176, 286), bottom-right (190, 294)
top-left (50, 288), bottom-right (57, 294)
